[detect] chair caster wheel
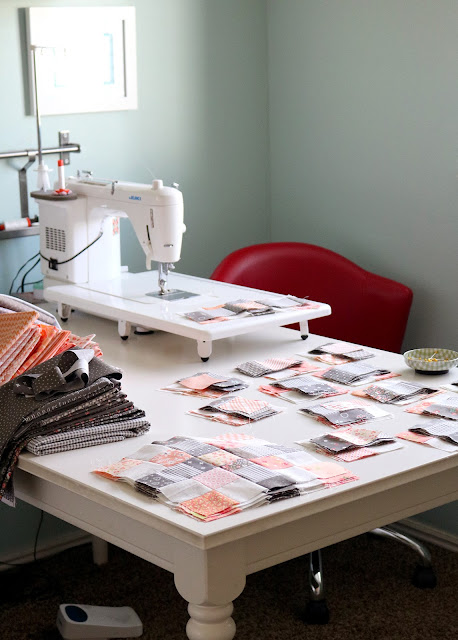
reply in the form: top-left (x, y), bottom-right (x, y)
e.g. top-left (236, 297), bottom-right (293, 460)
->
top-left (301, 334), bottom-right (308, 340)
top-left (61, 317), bottom-right (68, 323)
top-left (201, 357), bottom-right (209, 362)
top-left (303, 600), bottom-right (330, 625)
top-left (121, 336), bottom-right (129, 341)
top-left (412, 565), bottom-right (437, 589)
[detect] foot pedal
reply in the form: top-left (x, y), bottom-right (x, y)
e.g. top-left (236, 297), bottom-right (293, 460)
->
top-left (57, 604), bottom-right (143, 639)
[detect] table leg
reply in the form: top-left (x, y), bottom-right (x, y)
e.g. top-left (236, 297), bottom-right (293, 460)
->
top-left (197, 339), bottom-right (212, 361)
top-left (91, 536), bottom-right (109, 566)
top-left (299, 320), bottom-right (309, 340)
top-left (58, 302), bottom-right (71, 322)
top-left (118, 319), bottom-right (131, 340)
top-left (174, 541), bottom-right (246, 640)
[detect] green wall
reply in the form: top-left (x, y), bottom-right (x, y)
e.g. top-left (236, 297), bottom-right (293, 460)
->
top-left (267, 0), bottom-right (457, 537)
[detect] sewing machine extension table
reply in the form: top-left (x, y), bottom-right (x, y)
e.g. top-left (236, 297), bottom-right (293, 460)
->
top-left (43, 271), bottom-right (331, 359)
top-left (14, 309), bottom-right (458, 639)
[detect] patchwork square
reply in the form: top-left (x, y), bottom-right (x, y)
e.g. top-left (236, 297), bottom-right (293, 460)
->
top-left (218, 477), bottom-right (268, 502)
top-left (199, 450), bottom-right (241, 467)
top-left (257, 475), bottom-right (295, 491)
top-left (160, 478), bottom-right (209, 503)
top-left (149, 451), bottom-right (192, 466)
top-left (194, 468), bottom-right (239, 490)
top-left (181, 457), bottom-right (215, 472)
top-left (180, 490), bottom-right (239, 517)
top-left (136, 472), bottom-right (179, 489)
top-left (251, 456), bottom-right (294, 470)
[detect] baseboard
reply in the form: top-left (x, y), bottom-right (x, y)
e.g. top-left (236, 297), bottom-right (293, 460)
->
top-left (394, 518), bottom-right (458, 553)
top-left (0, 530), bottom-right (91, 572)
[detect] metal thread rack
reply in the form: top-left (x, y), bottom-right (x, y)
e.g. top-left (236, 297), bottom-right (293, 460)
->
top-left (0, 129), bottom-right (81, 239)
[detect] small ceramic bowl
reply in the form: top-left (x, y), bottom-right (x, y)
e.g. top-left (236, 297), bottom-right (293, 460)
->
top-left (403, 348), bottom-right (458, 375)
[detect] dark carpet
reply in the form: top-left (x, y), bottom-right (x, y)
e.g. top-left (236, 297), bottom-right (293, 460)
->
top-left (0, 533), bottom-right (457, 639)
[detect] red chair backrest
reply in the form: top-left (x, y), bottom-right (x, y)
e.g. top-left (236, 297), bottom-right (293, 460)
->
top-left (211, 242), bottom-right (413, 352)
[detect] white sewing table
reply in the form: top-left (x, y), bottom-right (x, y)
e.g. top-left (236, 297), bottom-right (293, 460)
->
top-left (14, 309), bottom-right (458, 639)
top-left (43, 271), bottom-right (331, 359)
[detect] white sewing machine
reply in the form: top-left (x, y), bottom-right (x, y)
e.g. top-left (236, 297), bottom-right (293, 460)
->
top-left (36, 172), bottom-right (193, 299)
top-left (34, 173), bottom-right (332, 360)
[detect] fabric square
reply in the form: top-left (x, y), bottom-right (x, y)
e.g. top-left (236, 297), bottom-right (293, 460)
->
top-left (180, 490), bottom-right (239, 517)
top-left (179, 373), bottom-right (227, 390)
top-left (218, 477), bottom-right (268, 502)
top-left (204, 433), bottom-right (257, 448)
top-left (199, 450), bottom-right (241, 467)
top-left (136, 472), bottom-right (180, 489)
top-left (149, 450), bottom-right (192, 466)
top-left (194, 467), bottom-right (239, 490)
top-left (303, 461), bottom-right (350, 479)
top-left (251, 455), bottom-right (294, 470)
top-left (163, 462), bottom-right (203, 479)
top-left (280, 450), bottom-right (317, 465)
top-left (218, 397), bottom-right (270, 417)
top-left (334, 448), bottom-right (377, 462)
top-left (222, 458), bottom-right (252, 473)
top-left (154, 436), bottom-right (196, 449)
top-left (233, 463), bottom-right (277, 483)
top-left (128, 444), bottom-right (172, 460)
top-left (279, 467), bottom-right (319, 484)
top-left (257, 475), bottom-right (295, 491)
top-left (186, 442), bottom-right (220, 457)
top-left (95, 457), bottom-right (143, 479)
top-left (181, 457), bottom-right (215, 472)
top-left (397, 431), bottom-right (432, 444)
top-left (159, 478), bottom-right (209, 503)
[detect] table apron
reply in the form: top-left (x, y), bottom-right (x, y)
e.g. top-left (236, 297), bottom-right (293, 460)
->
top-left (14, 465), bottom-right (457, 578)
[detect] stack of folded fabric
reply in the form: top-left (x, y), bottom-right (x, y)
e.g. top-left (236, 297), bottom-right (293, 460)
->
top-left (94, 433), bottom-right (358, 521)
top-left (299, 399), bottom-right (391, 428)
top-left (236, 356), bottom-right (304, 378)
top-left (314, 362), bottom-right (394, 386)
top-left (188, 395), bottom-right (282, 426)
top-left (406, 393), bottom-right (458, 420)
top-left (397, 419), bottom-right (458, 452)
top-left (356, 380), bottom-right (437, 405)
top-left (308, 342), bottom-right (375, 365)
top-left (161, 371), bottom-right (249, 398)
top-left (259, 374), bottom-right (346, 402)
top-left (0, 296), bottom-right (101, 385)
top-left (0, 347), bottom-right (149, 503)
top-left (297, 426), bottom-right (401, 462)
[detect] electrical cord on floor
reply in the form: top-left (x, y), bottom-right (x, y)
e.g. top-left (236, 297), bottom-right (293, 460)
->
top-left (19, 278), bottom-right (43, 292)
top-left (18, 257), bottom-right (41, 293)
top-left (8, 252), bottom-right (40, 295)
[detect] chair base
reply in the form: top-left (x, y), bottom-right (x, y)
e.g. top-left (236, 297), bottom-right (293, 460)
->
top-left (304, 526), bottom-right (436, 624)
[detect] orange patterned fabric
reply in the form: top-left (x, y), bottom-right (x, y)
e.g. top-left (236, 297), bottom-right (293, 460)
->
top-left (0, 311), bottom-right (38, 361)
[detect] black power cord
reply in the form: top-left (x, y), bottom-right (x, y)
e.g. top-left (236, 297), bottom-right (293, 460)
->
top-left (8, 252), bottom-right (40, 295)
top-left (39, 229), bottom-right (104, 271)
top-left (18, 257), bottom-right (41, 293)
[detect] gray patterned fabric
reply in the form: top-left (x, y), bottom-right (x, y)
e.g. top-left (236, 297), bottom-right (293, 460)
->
top-left (0, 348), bottom-right (149, 501)
top-left (26, 419), bottom-right (150, 455)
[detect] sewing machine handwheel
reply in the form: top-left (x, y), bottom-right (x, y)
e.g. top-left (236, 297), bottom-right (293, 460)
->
top-left (121, 336), bottom-right (129, 341)
top-left (301, 334), bottom-right (308, 340)
top-left (201, 357), bottom-right (209, 362)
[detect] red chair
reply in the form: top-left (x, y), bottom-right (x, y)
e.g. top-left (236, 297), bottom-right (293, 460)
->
top-left (211, 242), bottom-right (413, 352)
top-left (212, 244), bottom-right (433, 624)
